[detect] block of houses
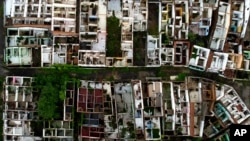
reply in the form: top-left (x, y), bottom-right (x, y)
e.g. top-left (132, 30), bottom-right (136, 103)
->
top-left (204, 84), bottom-right (250, 137)
top-left (4, 0), bottom-right (79, 67)
top-left (147, 35), bottom-right (160, 66)
top-left (106, 0), bottom-right (137, 67)
top-left (143, 80), bottom-right (163, 140)
top-left (204, 102), bottom-right (232, 138)
top-left (146, 1), bottom-right (160, 67)
top-left (120, 0), bottom-right (134, 67)
top-left (103, 81), bottom-right (116, 139)
top-left (207, 52), bottom-right (229, 73)
top-left (243, 50), bottom-right (250, 71)
top-left (219, 85), bottom-right (250, 124)
top-left (51, 0), bottom-right (78, 66)
top-left (43, 120), bottom-right (73, 140)
top-left (2, 75), bottom-right (250, 140)
top-left (160, 47), bottom-right (174, 65)
top-left (240, 0), bottom-right (250, 38)
top-left (186, 77), bottom-right (218, 137)
top-left (210, 1), bottom-right (231, 51)
top-left (133, 0), bottom-right (148, 32)
top-left (189, 0), bottom-right (213, 36)
top-left (203, 82), bottom-right (250, 138)
top-left (42, 81), bottom-right (75, 140)
top-left (114, 82), bottom-right (136, 139)
top-left (77, 80), bottom-right (105, 139)
top-left (3, 76), bottom-right (42, 141)
top-left (173, 40), bottom-right (190, 66)
top-left (106, 0), bottom-right (134, 67)
top-left (226, 53), bottom-right (243, 70)
top-left (160, 0), bottom-right (189, 66)
top-left (3, 0), bottom-right (250, 73)
top-left (162, 82), bottom-right (175, 138)
top-left (189, 45), bottom-right (212, 71)
top-left (174, 0), bottom-right (189, 40)
top-left (161, 0), bottom-right (175, 46)
top-left (3, 76), bottom-right (76, 141)
top-left (177, 78), bottom-right (192, 136)
top-left (52, 0), bottom-right (76, 34)
top-left (52, 37), bottom-right (79, 66)
top-left (5, 27), bottom-right (50, 66)
top-left (225, 0), bottom-right (245, 54)
top-left (64, 81), bottom-right (75, 121)
top-left (79, 0), bottom-right (107, 67)
top-left (132, 80), bottom-right (145, 140)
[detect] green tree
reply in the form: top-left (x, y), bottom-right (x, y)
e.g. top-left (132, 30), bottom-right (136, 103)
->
top-left (188, 32), bottom-right (207, 47)
top-left (106, 16), bottom-right (122, 57)
top-left (188, 32), bottom-right (196, 44)
top-left (35, 65), bottom-right (74, 120)
top-left (162, 33), bottom-right (170, 44)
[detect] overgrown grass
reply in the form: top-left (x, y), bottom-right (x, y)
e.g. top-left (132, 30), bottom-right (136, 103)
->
top-left (106, 16), bottom-right (122, 57)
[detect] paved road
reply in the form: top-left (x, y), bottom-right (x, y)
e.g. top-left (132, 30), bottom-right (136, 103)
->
top-left (7, 68), bottom-right (38, 76)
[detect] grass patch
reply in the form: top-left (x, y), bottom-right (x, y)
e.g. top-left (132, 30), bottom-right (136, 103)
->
top-left (163, 83), bottom-right (171, 99)
top-left (176, 73), bottom-right (186, 81)
top-left (165, 122), bottom-right (172, 130)
top-left (106, 16), bottom-right (122, 57)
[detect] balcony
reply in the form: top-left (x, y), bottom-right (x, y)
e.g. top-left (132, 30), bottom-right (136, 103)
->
top-left (42, 0), bottom-right (53, 4)
top-left (55, 0), bottom-right (76, 5)
top-left (14, 0), bottom-right (24, 4)
top-left (28, 0), bottom-right (39, 4)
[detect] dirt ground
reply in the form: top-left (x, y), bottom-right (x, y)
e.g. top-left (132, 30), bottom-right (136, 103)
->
top-left (148, 3), bottom-right (159, 35)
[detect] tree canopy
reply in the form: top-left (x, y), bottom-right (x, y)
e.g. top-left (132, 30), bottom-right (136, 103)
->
top-left (188, 32), bottom-right (206, 47)
top-left (106, 15), bottom-right (122, 57)
top-left (34, 65), bottom-right (76, 120)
